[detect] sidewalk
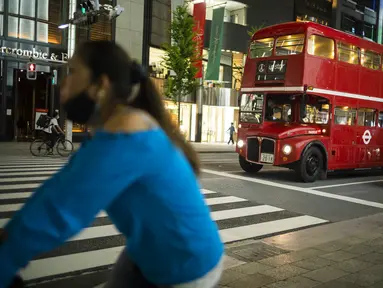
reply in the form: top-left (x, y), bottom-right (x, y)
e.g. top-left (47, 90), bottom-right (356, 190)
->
top-left (220, 212), bottom-right (383, 287)
top-left (0, 141), bottom-right (235, 157)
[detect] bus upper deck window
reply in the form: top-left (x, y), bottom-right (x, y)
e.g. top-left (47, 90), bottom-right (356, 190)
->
top-left (361, 49), bottom-right (381, 70)
top-left (338, 42), bottom-right (359, 65)
top-left (307, 35), bottom-right (335, 59)
top-left (276, 34), bottom-right (305, 56)
top-left (249, 38), bottom-right (274, 59)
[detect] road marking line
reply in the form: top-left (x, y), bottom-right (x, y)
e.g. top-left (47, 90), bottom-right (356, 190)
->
top-left (0, 164), bottom-right (64, 168)
top-left (0, 171), bottom-right (57, 176)
top-left (0, 192), bottom-right (32, 199)
top-left (0, 211), bottom-right (108, 228)
top-left (70, 225), bottom-right (120, 241)
top-left (220, 215), bottom-right (328, 243)
top-left (202, 169), bottom-right (383, 209)
top-left (0, 176), bottom-right (49, 183)
top-left (205, 196), bottom-right (247, 205)
top-left (312, 179), bottom-right (383, 189)
top-left (0, 161), bottom-right (66, 164)
top-left (0, 167), bottom-right (61, 172)
top-left (211, 205), bottom-right (283, 221)
top-left (201, 189), bottom-right (217, 194)
top-left (0, 183), bottom-right (40, 191)
top-left (20, 246), bottom-right (125, 281)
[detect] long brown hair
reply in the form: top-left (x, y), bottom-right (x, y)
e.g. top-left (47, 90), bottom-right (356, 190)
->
top-left (75, 41), bottom-right (200, 175)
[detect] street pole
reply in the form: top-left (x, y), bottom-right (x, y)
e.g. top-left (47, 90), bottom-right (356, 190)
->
top-left (195, 77), bottom-right (203, 142)
top-left (65, 0), bottom-right (77, 143)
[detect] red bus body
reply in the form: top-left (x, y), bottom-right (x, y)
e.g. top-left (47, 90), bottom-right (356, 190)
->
top-left (237, 21), bottom-right (383, 182)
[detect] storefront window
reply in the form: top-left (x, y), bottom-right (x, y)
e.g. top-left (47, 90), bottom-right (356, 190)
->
top-left (8, 0), bottom-right (19, 14)
top-left (43, 0), bottom-right (65, 45)
top-left (6, 0), bottom-right (65, 44)
top-left (20, 0), bottom-right (36, 18)
top-left (20, 18), bottom-right (35, 40)
top-left (164, 101), bottom-right (196, 141)
top-left (37, 0), bottom-right (49, 20)
top-left (8, 16), bottom-right (19, 38)
top-left (0, 15), bottom-right (3, 36)
top-left (202, 106), bottom-right (239, 143)
top-left (37, 22), bottom-right (48, 42)
top-left (0, 0), bottom-right (3, 36)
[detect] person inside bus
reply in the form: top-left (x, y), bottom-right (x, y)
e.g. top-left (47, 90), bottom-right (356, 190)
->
top-left (0, 41), bottom-right (224, 288)
top-left (265, 99), bottom-right (276, 121)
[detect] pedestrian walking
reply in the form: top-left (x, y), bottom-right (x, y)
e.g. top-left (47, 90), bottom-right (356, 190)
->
top-left (0, 41), bottom-right (224, 288)
top-left (227, 123), bottom-right (236, 145)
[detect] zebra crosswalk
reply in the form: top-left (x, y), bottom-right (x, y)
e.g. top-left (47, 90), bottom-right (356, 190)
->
top-left (0, 156), bottom-right (329, 287)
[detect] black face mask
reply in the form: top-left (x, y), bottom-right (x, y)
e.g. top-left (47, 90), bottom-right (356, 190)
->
top-left (63, 90), bottom-right (97, 124)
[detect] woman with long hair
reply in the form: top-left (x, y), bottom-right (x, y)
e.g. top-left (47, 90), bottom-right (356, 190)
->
top-left (0, 41), bottom-right (224, 288)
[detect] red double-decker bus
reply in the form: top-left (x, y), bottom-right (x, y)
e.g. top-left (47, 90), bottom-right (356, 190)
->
top-left (237, 21), bottom-right (383, 182)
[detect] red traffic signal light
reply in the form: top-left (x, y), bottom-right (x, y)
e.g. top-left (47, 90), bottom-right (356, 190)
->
top-left (27, 62), bottom-right (37, 80)
top-left (28, 63), bottom-right (36, 72)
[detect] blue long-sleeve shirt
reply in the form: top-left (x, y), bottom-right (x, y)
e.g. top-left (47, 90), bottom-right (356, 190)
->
top-left (0, 129), bottom-right (224, 287)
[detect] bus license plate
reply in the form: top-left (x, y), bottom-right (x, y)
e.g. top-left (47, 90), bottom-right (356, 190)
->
top-left (261, 153), bottom-right (274, 163)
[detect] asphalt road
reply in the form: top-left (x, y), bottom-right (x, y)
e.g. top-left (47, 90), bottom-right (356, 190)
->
top-left (0, 151), bottom-right (382, 287)
top-left (200, 153), bottom-right (383, 222)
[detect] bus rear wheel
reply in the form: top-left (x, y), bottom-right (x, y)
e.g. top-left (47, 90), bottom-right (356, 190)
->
top-left (296, 146), bottom-right (324, 183)
top-left (239, 156), bottom-right (263, 173)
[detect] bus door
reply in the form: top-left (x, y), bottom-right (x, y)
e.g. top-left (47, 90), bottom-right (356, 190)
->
top-left (331, 106), bottom-right (357, 169)
top-left (355, 108), bottom-right (378, 168)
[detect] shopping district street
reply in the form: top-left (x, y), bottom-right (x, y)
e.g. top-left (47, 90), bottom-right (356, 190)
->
top-left (1, 142), bottom-right (383, 288)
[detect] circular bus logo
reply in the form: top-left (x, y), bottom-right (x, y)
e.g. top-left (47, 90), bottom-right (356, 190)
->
top-left (258, 63), bottom-right (266, 73)
top-left (362, 130), bottom-right (372, 145)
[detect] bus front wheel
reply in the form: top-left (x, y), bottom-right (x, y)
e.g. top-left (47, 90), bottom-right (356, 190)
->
top-left (239, 156), bottom-right (263, 173)
top-left (296, 146), bottom-right (324, 183)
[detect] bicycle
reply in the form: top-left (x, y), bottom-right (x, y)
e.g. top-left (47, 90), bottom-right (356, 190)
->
top-left (30, 134), bottom-right (74, 157)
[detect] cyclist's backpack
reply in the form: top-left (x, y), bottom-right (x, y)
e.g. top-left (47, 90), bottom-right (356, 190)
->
top-left (36, 114), bottom-right (52, 129)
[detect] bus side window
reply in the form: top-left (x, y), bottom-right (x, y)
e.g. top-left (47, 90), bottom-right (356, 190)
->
top-left (357, 108), bottom-right (376, 127)
top-left (361, 50), bottom-right (381, 70)
top-left (307, 35), bottom-right (335, 59)
top-left (378, 112), bottom-right (383, 127)
top-left (335, 106), bottom-right (356, 125)
top-left (337, 42), bottom-right (359, 65)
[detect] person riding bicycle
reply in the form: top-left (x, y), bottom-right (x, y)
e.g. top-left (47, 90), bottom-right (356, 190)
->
top-left (0, 41), bottom-right (224, 288)
top-left (43, 111), bottom-right (64, 151)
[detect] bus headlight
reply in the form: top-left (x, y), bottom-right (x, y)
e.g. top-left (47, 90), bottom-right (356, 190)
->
top-left (282, 144), bottom-right (292, 155)
top-left (237, 140), bottom-right (244, 148)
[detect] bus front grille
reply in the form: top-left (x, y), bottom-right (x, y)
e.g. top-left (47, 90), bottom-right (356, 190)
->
top-left (247, 138), bottom-right (259, 162)
top-left (261, 138), bottom-right (275, 154)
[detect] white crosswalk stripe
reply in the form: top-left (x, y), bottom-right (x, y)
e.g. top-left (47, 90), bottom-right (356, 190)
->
top-left (0, 156), bottom-right (329, 287)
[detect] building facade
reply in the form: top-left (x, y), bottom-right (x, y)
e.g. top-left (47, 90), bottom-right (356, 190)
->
top-left (147, 0), bottom-right (248, 143)
top-left (0, 0), bottom-right (117, 141)
top-left (0, 0), bottom-right (70, 141)
top-left (246, 0), bottom-right (383, 43)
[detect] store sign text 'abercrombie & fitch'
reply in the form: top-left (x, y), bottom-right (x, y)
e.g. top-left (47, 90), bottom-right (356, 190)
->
top-left (0, 47), bottom-right (68, 62)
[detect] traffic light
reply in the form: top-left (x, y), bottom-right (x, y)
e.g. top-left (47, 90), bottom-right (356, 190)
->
top-left (78, 0), bottom-right (95, 15)
top-left (27, 62), bottom-right (37, 80)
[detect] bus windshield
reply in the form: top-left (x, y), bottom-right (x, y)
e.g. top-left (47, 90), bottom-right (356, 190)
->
top-left (240, 93), bottom-right (330, 125)
top-left (239, 93), bottom-right (264, 123)
top-left (265, 94), bottom-right (293, 123)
